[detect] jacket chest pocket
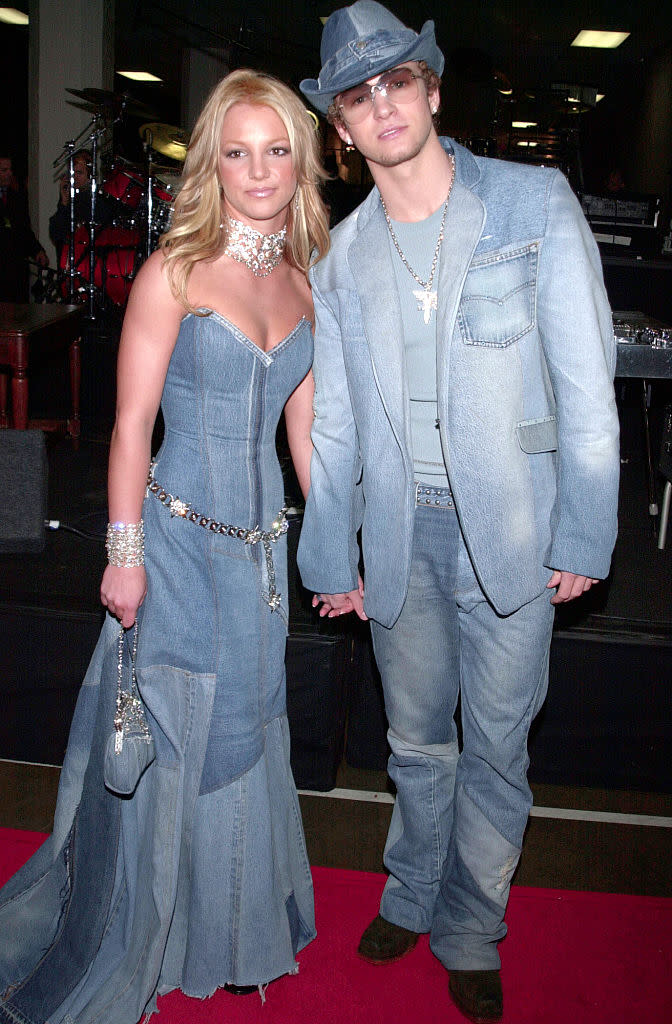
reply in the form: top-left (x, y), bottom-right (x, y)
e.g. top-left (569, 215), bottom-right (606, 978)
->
top-left (457, 242), bottom-right (538, 347)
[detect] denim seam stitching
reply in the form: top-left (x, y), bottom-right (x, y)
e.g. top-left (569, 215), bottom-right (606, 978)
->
top-left (469, 240), bottom-right (539, 268)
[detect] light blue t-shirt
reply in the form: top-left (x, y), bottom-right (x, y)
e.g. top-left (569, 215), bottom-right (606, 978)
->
top-left (387, 204), bottom-right (449, 487)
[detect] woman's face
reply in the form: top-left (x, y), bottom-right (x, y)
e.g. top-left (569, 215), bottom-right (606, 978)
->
top-left (218, 102), bottom-right (297, 232)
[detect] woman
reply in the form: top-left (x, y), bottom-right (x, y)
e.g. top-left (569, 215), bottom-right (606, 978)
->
top-left (0, 70), bottom-right (329, 1023)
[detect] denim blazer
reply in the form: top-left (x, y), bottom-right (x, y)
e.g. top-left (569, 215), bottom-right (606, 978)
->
top-left (298, 139), bottom-right (619, 627)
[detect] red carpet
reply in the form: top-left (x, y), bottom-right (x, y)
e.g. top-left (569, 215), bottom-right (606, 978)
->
top-left (2, 829), bottom-right (671, 1023)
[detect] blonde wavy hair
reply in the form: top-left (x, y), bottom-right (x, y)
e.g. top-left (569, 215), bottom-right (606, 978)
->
top-left (161, 68), bottom-right (330, 311)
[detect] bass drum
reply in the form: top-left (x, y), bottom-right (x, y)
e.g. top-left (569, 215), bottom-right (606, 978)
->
top-left (102, 159), bottom-right (145, 212)
top-left (95, 225), bottom-right (142, 251)
top-left (98, 246), bottom-right (140, 306)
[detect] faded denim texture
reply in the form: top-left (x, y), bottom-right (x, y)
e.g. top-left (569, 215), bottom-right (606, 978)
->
top-left (298, 139), bottom-right (619, 626)
top-left (0, 315), bottom-right (316, 1022)
top-left (298, 140), bottom-right (619, 968)
top-left (371, 497), bottom-right (553, 968)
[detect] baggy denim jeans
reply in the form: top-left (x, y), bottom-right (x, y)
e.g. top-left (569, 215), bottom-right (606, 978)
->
top-left (369, 485), bottom-right (554, 970)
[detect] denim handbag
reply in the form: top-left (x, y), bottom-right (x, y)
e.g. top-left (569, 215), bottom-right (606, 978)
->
top-left (103, 621), bottom-right (155, 796)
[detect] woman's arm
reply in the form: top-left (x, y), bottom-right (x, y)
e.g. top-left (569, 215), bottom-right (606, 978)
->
top-left (284, 368), bottom-right (314, 500)
top-left (100, 250), bottom-right (184, 628)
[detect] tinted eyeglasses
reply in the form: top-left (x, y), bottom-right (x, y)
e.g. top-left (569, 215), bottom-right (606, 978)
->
top-left (337, 67), bottom-right (423, 124)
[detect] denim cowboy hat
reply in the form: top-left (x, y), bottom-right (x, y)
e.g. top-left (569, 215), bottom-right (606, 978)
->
top-left (300, 1), bottom-right (444, 115)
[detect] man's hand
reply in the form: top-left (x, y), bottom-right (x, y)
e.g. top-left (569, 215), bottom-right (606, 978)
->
top-left (312, 575), bottom-right (367, 620)
top-left (547, 570), bottom-right (599, 605)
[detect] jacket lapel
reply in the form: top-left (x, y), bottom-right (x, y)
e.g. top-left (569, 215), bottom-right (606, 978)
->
top-left (348, 197), bottom-right (410, 454)
top-left (436, 181), bottom-right (485, 401)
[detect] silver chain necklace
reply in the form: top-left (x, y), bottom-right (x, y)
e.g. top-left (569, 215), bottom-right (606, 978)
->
top-left (222, 214), bottom-right (287, 278)
top-left (379, 153), bottom-right (456, 324)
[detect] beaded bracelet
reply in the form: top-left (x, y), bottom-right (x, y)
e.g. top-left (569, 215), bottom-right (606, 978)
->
top-left (105, 520), bottom-right (145, 567)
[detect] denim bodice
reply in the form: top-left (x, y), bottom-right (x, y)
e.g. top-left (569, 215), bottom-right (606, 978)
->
top-left (157, 310), bottom-right (312, 530)
top-left (138, 310), bottom-right (313, 790)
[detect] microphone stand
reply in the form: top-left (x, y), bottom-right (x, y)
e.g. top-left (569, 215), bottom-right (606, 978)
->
top-left (143, 127), bottom-right (154, 264)
top-left (66, 144), bottom-right (76, 303)
top-left (86, 115), bottom-right (102, 320)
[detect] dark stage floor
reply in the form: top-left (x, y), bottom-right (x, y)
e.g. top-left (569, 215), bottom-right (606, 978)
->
top-left (0, 342), bottom-right (671, 793)
top-left (1, 341), bottom-right (671, 903)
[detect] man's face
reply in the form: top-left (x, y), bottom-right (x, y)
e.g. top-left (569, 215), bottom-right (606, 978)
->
top-left (0, 158), bottom-right (13, 188)
top-left (333, 62), bottom-right (438, 171)
top-left (73, 158), bottom-right (89, 189)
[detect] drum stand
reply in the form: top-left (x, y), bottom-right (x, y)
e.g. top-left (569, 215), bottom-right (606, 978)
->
top-left (54, 99), bottom-right (124, 318)
top-left (140, 128), bottom-right (173, 265)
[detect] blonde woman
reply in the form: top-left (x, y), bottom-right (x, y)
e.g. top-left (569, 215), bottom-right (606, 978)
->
top-left (0, 70), bottom-right (329, 1022)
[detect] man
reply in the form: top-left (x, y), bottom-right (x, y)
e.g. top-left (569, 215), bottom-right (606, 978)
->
top-left (48, 149), bottom-right (93, 256)
top-left (298, 3), bottom-right (619, 1021)
top-left (0, 155), bottom-right (49, 301)
top-left (49, 150), bottom-right (114, 259)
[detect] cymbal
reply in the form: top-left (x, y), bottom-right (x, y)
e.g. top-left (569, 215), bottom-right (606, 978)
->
top-left (66, 88), bottom-right (155, 116)
top-left (66, 100), bottom-right (107, 115)
top-left (140, 122), bottom-right (189, 162)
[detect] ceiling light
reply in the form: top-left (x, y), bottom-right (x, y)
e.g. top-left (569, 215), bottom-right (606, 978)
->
top-left (571, 30), bottom-right (630, 49)
top-left (596, 93), bottom-right (605, 102)
top-left (0, 8), bottom-right (29, 25)
top-left (517, 141), bottom-right (538, 148)
top-left (512, 121), bottom-right (537, 128)
top-left (117, 71), bottom-right (162, 83)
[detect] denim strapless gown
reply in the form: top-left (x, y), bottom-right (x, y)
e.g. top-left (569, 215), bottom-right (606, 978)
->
top-left (0, 312), bottom-right (316, 1023)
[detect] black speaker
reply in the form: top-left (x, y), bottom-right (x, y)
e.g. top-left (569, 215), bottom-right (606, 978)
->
top-left (0, 604), bottom-right (103, 763)
top-left (345, 620), bottom-right (390, 770)
top-left (660, 404), bottom-right (672, 481)
top-left (0, 430), bottom-right (48, 553)
top-left (286, 627), bottom-right (349, 791)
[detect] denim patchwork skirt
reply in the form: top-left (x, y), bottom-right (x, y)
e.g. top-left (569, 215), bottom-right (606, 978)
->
top-left (0, 313), bottom-right (317, 1022)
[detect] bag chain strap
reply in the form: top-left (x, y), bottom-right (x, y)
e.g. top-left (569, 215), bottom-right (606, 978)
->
top-left (114, 622), bottom-right (152, 754)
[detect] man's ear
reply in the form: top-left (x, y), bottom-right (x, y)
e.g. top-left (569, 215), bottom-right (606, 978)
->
top-left (335, 120), bottom-right (353, 147)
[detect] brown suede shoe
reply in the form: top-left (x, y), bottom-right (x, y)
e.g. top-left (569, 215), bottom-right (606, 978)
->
top-left (357, 913), bottom-right (420, 964)
top-left (448, 970), bottom-right (503, 1023)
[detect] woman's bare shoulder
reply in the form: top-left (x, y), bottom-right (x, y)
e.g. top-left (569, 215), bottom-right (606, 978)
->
top-left (125, 250), bottom-right (183, 318)
top-left (121, 250), bottom-right (185, 344)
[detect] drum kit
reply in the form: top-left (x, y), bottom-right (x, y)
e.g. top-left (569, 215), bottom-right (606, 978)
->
top-left (52, 87), bottom-right (189, 318)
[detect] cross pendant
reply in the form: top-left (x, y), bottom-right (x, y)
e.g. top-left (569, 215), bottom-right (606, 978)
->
top-left (413, 288), bottom-right (438, 325)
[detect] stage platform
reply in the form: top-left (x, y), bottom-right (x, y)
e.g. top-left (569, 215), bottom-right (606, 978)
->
top-left (0, 347), bottom-right (670, 793)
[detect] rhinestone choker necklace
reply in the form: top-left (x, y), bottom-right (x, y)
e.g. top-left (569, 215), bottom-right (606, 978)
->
top-left (222, 215), bottom-right (287, 278)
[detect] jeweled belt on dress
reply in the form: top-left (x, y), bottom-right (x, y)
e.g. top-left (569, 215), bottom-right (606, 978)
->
top-left (146, 463), bottom-right (288, 611)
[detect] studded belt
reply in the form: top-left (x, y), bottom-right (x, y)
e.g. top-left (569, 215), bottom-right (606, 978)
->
top-left (146, 463), bottom-right (288, 611)
top-left (415, 483), bottom-right (455, 509)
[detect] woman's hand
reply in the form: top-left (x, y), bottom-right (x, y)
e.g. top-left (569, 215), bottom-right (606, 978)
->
top-left (100, 564), bottom-right (147, 629)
